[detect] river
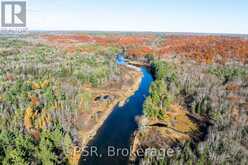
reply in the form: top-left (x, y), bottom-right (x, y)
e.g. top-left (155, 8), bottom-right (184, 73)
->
top-left (80, 66), bottom-right (153, 165)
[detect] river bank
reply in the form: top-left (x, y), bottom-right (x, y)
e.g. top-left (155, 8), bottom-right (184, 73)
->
top-left (80, 67), bottom-right (153, 165)
top-left (80, 66), bottom-right (142, 148)
top-left (68, 65), bottom-right (143, 164)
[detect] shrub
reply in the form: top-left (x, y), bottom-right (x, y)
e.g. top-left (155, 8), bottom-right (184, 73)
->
top-left (0, 131), bottom-right (35, 165)
top-left (144, 79), bottom-right (173, 120)
top-left (208, 66), bottom-right (248, 83)
top-left (79, 91), bottom-right (92, 112)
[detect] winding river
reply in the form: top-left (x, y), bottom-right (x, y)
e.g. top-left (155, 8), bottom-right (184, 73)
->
top-left (80, 65), bottom-right (153, 165)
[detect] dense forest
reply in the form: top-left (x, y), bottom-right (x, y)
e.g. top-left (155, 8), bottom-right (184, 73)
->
top-left (135, 59), bottom-right (248, 164)
top-left (1, 33), bottom-right (248, 165)
top-left (0, 38), bottom-right (120, 164)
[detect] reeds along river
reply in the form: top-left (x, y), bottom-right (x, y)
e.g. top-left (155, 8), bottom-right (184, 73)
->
top-left (80, 66), bottom-right (153, 165)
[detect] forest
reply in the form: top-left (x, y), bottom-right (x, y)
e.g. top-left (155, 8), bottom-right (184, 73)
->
top-left (134, 57), bottom-right (248, 164)
top-left (0, 38), bottom-right (120, 164)
top-left (0, 33), bottom-right (248, 165)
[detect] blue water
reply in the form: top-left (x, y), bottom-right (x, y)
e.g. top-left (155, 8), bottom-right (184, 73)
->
top-left (80, 67), bottom-right (153, 165)
top-left (116, 54), bottom-right (126, 65)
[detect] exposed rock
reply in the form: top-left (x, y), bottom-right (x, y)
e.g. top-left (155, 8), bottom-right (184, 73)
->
top-left (94, 95), bottom-right (114, 102)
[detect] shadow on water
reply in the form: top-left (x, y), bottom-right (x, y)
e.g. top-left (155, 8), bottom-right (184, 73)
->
top-left (80, 67), bottom-right (153, 165)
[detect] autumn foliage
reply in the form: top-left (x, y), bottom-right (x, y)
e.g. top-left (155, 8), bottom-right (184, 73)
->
top-left (24, 106), bottom-right (34, 130)
top-left (159, 36), bottom-right (248, 64)
top-left (45, 35), bottom-right (93, 43)
top-left (43, 34), bottom-right (248, 64)
top-left (43, 34), bottom-right (156, 55)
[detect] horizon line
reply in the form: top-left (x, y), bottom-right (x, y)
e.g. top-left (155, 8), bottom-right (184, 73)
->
top-left (27, 29), bottom-right (248, 36)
